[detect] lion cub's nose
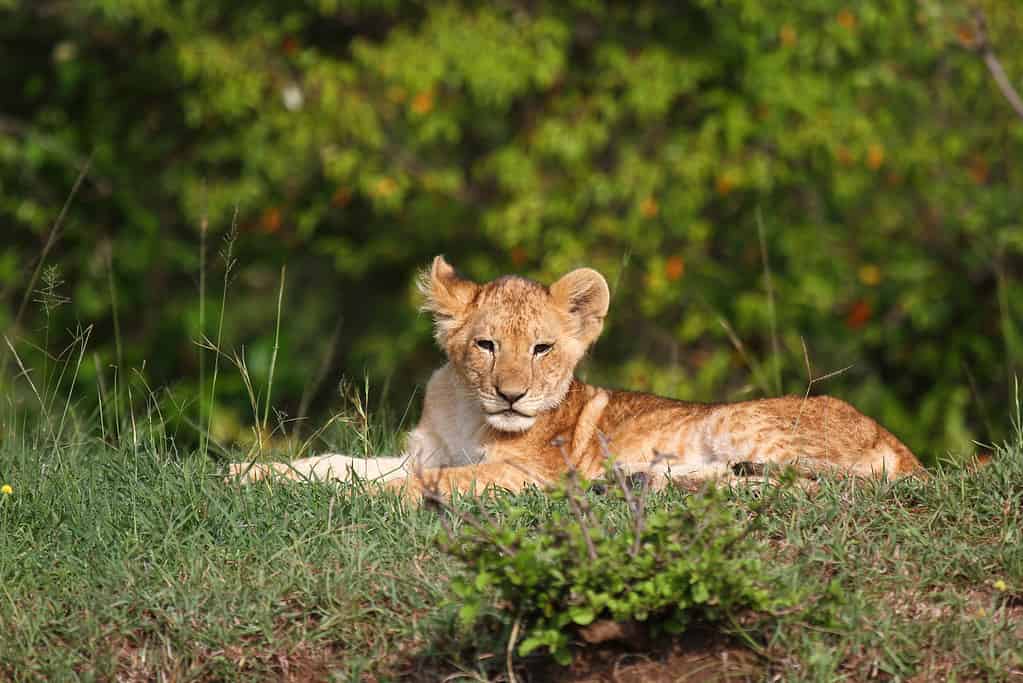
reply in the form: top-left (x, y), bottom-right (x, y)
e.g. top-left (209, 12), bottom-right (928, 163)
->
top-left (496, 387), bottom-right (527, 406)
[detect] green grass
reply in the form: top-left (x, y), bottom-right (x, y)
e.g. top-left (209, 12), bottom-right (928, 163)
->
top-left (1, 415), bottom-right (1021, 682)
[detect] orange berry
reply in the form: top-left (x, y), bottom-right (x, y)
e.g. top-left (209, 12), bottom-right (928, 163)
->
top-left (640, 196), bottom-right (659, 218)
top-left (411, 90), bottom-right (434, 115)
top-left (715, 174), bottom-right (736, 196)
top-left (845, 300), bottom-right (872, 329)
top-left (866, 144), bottom-right (885, 170)
top-left (956, 24), bottom-right (976, 48)
top-left (665, 256), bottom-right (685, 282)
top-left (261, 207), bottom-right (282, 234)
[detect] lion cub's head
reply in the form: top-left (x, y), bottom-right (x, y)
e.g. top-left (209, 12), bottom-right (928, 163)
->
top-left (420, 255), bottom-right (610, 432)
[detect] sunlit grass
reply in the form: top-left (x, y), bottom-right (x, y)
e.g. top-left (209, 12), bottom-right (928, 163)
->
top-left (0, 409), bottom-right (1021, 680)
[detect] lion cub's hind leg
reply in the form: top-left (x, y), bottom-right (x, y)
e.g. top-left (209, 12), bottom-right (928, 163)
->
top-left (610, 459), bottom-right (809, 493)
top-left (611, 459), bottom-right (735, 492)
top-left (702, 396), bottom-right (922, 478)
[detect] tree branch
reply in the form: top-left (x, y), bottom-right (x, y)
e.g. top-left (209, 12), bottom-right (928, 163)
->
top-left (972, 9), bottom-right (1023, 122)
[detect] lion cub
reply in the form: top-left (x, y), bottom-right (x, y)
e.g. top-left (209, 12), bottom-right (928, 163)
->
top-left (229, 256), bottom-right (922, 499)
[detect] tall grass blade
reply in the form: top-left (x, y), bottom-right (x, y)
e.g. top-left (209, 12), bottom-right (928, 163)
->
top-left (262, 265), bottom-right (286, 439)
top-left (203, 207), bottom-right (238, 459)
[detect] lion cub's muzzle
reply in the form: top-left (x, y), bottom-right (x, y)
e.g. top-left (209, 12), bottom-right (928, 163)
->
top-left (485, 409), bottom-right (537, 432)
top-left (482, 395), bottom-right (538, 432)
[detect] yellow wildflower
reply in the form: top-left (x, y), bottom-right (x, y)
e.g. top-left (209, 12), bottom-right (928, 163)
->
top-left (1, 484), bottom-right (11, 495)
top-left (858, 264), bottom-right (882, 286)
top-left (994, 579), bottom-right (1007, 592)
top-left (372, 177), bottom-right (398, 198)
top-left (640, 196), bottom-right (659, 218)
top-left (779, 25), bottom-right (797, 47)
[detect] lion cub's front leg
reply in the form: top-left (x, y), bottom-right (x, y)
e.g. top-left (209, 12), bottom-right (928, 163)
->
top-left (224, 423), bottom-right (460, 487)
top-left (384, 460), bottom-right (554, 501)
top-left (227, 454), bottom-right (409, 484)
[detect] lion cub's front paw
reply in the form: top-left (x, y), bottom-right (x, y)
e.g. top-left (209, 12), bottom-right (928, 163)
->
top-left (225, 461), bottom-right (282, 484)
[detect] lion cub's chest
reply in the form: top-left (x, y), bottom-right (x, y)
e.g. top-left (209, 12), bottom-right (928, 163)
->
top-left (440, 400), bottom-right (489, 465)
top-left (408, 409), bottom-right (487, 469)
top-left (409, 366), bottom-right (490, 467)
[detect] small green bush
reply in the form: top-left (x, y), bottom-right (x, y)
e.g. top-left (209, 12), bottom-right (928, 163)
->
top-left (440, 471), bottom-right (782, 665)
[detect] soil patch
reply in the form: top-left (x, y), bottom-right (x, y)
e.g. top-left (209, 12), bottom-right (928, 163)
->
top-left (531, 626), bottom-right (760, 683)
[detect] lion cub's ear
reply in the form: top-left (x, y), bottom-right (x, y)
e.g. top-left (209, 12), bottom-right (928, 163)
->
top-left (419, 255), bottom-right (480, 344)
top-left (550, 268), bottom-right (610, 347)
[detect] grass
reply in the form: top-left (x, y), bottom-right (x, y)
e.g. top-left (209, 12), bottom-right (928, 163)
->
top-left (0, 418), bottom-right (457, 681)
top-left (0, 407), bottom-right (1021, 681)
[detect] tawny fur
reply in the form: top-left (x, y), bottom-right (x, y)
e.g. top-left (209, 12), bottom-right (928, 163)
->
top-left (228, 256), bottom-right (923, 500)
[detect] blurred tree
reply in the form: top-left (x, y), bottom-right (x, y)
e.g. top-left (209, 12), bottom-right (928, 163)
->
top-left (1, 0), bottom-right (1021, 462)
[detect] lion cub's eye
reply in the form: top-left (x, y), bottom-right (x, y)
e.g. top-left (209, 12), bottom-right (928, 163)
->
top-left (533, 343), bottom-right (554, 356)
top-left (475, 339), bottom-right (496, 352)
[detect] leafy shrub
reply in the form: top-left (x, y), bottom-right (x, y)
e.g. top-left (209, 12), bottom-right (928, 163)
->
top-left (3, 1), bottom-right (1022, 459)
top-left (439, 470), bottom-right (782, 664)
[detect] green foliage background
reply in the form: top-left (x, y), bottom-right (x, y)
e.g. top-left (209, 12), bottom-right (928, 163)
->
top-left (2, 0), bottom-right (1021, 462)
